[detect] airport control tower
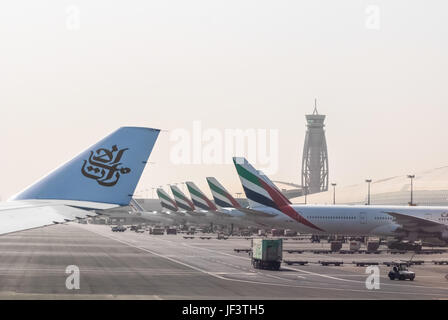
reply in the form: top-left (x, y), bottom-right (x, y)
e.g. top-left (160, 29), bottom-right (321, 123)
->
top-left (301, 100), bottom-right (329, 194)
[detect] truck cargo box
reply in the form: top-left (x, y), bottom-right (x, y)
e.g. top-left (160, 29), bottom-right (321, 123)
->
top-left (252, 239), bottom-right (283, 262)
top-left (367, 241), bottom-right (380, 252)
top-left (284, 229), bottom-right (297, 237)
top-left (166, 228), bottom-right (177, 235)
top-left (349, 241), bottom-right (361, 251)
top-left (330, 241), bottom-right (343, 252)
top-left (150, 228), bottom-right (165, 235)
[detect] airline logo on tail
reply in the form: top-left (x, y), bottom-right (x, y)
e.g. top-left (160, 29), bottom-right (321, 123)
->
top-left (206, 177), bottom-right (241, 209)
top-left (170, 185), bottom-right (195, 211)
top-left (233, 157), bottom-right (322, 231)
top-left (81, 145), bottom-right (131, 187)
top-left (185, 181), bottom-right (217, 211)
top-left (157, 188), bottom-right (178, 212)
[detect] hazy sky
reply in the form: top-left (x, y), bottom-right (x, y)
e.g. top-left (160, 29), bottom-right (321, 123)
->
top-left (1, 1), bottom-right (447, 200)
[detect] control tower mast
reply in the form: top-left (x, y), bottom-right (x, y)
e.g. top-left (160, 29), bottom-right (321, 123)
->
top-left (301, 99), bottom-right (329, 194)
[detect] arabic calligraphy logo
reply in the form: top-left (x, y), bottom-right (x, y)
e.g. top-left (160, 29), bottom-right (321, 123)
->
top-left (81, 145), bottom-right (131, 187)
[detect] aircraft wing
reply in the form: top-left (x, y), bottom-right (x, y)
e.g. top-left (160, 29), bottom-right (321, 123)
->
top-left (0, 200), bottom-right (117, 235)
top-left (384, 211), bottom-right (447, 232)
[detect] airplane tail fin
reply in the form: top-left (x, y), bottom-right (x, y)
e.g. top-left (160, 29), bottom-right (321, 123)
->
top-left (129, 198), bottom-right (147, 212)
top-left (206, 177), bottom-right (241, 209)
top-left (257, 170), bottom-right (292, 205)
top-left (169, 185), bottom-right (195, 211)
top-left (12, 127), bottom-right (160, 206)
top-left (232, 157), bottom-right (290, 209)
top-left (157, 188), bottom-right (178, 212)
top-left (233, 157), bottom-right (323, 231)
top-left (185, 181), bottom-right (217, 211)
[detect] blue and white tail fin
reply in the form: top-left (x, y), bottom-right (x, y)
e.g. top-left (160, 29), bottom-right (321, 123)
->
top-left (206, 177), bottom-right (242, 209)
top-left (11, 127), bottom-right (160, 206)
top-left (169, 185), bottom-right (195, 211)
top-left (185, 181), bottom-right (217, 211)
top-left (157, 188), bottom-right (179, 212)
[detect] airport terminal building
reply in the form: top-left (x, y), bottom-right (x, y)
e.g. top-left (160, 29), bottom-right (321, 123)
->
top-left (290, 166), bottom-right (448, 206)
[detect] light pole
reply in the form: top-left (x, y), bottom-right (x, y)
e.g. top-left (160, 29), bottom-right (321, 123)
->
top-left (407, 175), bottom-right (415, 206)
top-left (365, 179), bottom-right (372, 205)
top-left (331, 183), bottom-right (337, 205)
top-left (303, 185), bottom-right (309, 205)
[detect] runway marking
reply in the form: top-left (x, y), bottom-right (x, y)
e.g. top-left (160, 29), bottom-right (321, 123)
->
top-left (145, 234), bottom-right (448, 292)
top-left (214, 272), bottom-right (256, 276)
top-left (79, 226), bottom-right (448, 298)
top-left (0, 291), bottom-right (163, 300)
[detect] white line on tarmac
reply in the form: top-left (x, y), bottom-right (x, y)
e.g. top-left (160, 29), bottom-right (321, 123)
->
top-left (80, 225), bottom-right (448, 298)
top-left (143, 232), bottom-right (448, 292)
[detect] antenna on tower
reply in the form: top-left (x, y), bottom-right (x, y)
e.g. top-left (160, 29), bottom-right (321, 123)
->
top-left (313, 98), bottom-right (318, 115)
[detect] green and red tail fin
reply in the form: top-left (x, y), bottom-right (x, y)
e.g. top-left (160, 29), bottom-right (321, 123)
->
top-left (185, 181), bottom-right (217, 211)
top-left (257, 170), bottom-right (292, 205)
top-left (232, 157), bottom-right (323, 231)
top-left (206, 177), bottom-right (241, 209)
top-left (157, 188), bottom-right (178, 212)
top-left (169, 185), bottom-right (195, 211)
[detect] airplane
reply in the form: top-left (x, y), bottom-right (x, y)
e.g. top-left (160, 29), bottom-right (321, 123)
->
top-left (169, 182), bottom-right (243, 227)
top-left (185, 181), bottom-right (242, 225)
top-left (0, 127), bottom-right (160, 236)
top-left (233, 157), bottom-right (448, 246)
top-left (127, 195), bottom-right (177, 226)
top-left (169, 184), bottom-right (209, 224)
top-left (157, 188), bottom-right (179, 213)
top-left (155, 187), bottom-right (190, 225)
top-left (205, 177), bottom-right (282, 228)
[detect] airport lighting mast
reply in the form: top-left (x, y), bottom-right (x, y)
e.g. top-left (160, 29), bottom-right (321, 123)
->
top-left (301, 99), bottom-right (329, 194)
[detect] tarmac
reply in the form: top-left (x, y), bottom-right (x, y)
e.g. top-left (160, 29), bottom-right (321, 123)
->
top-left (0, 223), bottom-right (448, 299)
